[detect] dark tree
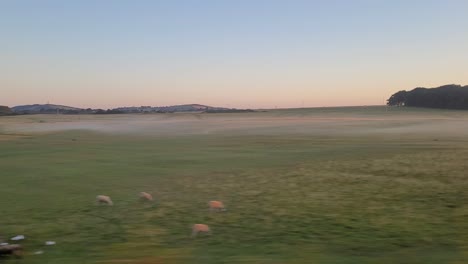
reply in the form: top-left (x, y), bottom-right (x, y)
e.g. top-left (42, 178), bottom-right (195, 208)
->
top-left (387, 90), bottom-right (407, 106)
top-left (387, 84), bottom-right (468, 109)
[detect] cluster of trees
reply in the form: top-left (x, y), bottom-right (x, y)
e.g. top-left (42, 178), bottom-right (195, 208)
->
top-left (94, 109), bottom-right (125, 114)
top-left (387, 84), bottom-right (468, 109)
top-left (0, 106), bottom-right (14, 116)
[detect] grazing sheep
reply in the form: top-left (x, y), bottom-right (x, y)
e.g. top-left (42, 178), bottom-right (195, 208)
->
top-left (191, 224), bottom-right (210, 237)
top-left (139, 192), bottom-right (153, 201)
top-left (208, 201), bottom-right (226, 212)
top-left (96, 195), bottom-right (113, 206)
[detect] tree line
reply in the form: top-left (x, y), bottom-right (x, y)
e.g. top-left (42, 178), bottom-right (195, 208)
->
top-left (387, 84), bottom-right (468, 109)
top-left (0, 106), bottom-right (14, 116)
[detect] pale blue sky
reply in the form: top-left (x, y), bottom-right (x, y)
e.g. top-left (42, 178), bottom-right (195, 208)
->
top-left (1, 0), bottom-right (467, 108)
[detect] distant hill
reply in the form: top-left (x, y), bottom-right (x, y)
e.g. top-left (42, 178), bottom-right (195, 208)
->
top-left (10, 103), bottom-right (233, 114)
top-left (0, 105), bottom-right (13, 116)
top-left (12, 104), bottom-right (83, 114)
top-left (387, 84), bottom-right (468, 109)
top-left (114, 104), bottom-right (229, 113)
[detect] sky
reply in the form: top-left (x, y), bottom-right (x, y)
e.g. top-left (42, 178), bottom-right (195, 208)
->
top-left (1, 0), bottom-right (468, 109)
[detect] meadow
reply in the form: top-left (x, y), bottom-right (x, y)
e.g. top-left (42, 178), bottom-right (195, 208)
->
top-left (1, 106), bottom-right (468, 263)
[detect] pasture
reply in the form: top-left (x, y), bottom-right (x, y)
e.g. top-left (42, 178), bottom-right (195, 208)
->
top-left (1, 106), bottom-right (467, 263)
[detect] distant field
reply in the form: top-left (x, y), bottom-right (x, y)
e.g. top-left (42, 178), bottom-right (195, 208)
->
top-left (1, 106), bottom-right (468, 263)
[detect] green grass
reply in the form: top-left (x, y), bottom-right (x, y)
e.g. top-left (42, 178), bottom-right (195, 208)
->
top-left (1, 107), bottom-right (468, 263)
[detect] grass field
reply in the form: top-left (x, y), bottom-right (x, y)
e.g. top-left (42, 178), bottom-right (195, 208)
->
top-left (1, 106), bottom-right (468, 263)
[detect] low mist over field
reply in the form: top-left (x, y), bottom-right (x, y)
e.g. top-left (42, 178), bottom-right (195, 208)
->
top-left (3, 106), bottom-right (468, 139)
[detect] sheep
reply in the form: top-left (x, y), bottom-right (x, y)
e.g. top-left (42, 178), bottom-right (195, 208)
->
top-left (139, 192), bottom-right (153, 201)
top-left (191, 224), bottom-right (210, 237)
top-left (96, 195), bottom-right (113, 206)
top-left (208, 200), bottom-right (226, 212)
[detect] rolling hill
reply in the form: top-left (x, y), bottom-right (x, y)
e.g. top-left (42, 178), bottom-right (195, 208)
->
top-left (10, 103), bottom-right (232, 114)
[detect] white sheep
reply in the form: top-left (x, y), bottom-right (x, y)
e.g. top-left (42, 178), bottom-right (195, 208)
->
top-left (208, 201), bottom-right (226, 212)
top-left (191, 224), bottom-right (210, 237)
top-left (96, 195), bottom-right (113, 206)
top-left (139, 192), bottom-right (153, 201)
